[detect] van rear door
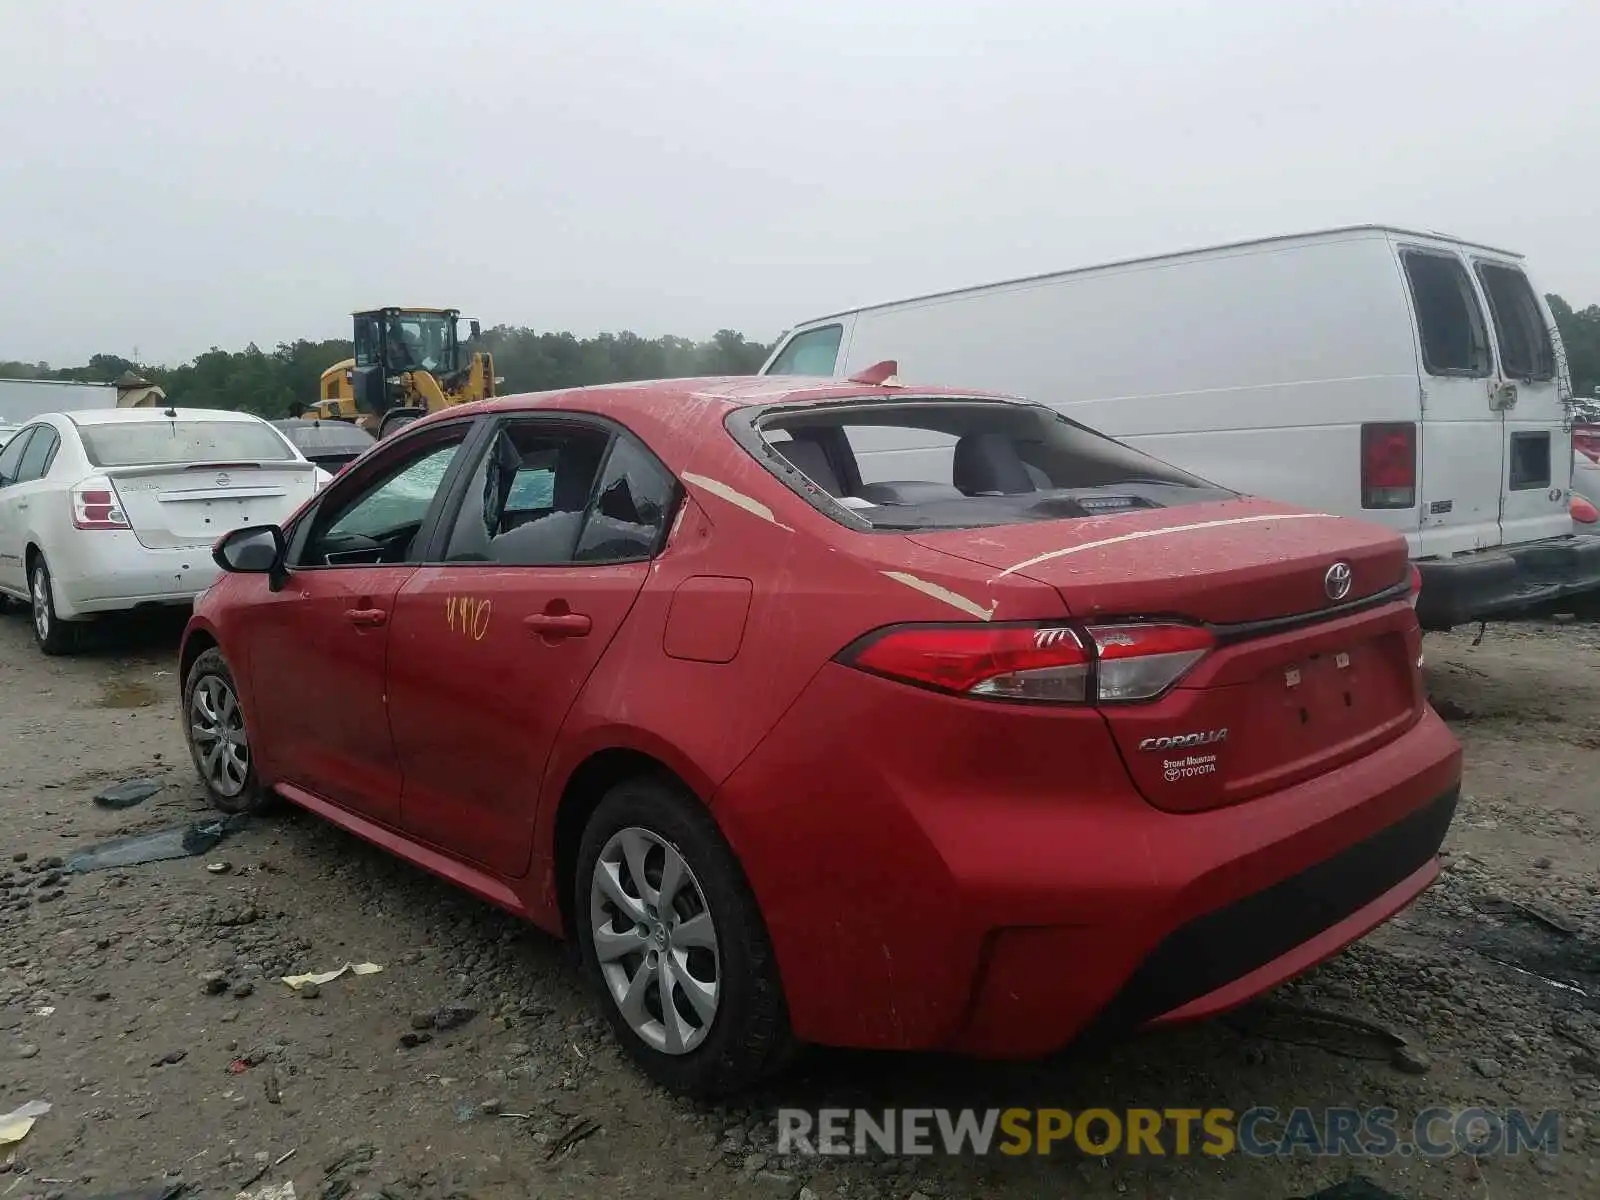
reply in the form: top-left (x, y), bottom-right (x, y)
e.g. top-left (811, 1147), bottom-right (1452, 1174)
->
top-left (1471, 258), bottom-right (1572, 547)
top-left (1395, 240), bottom-right (1505, 557)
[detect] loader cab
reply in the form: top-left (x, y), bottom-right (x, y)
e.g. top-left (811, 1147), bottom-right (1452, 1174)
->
top-left (350, 306), bottom-right (465, 416)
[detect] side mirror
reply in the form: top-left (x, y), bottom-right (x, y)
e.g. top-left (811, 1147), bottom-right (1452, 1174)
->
top-left (469, 319), bottom-right (481, 340)
top-left (214, 524), bottom-right (285, 576)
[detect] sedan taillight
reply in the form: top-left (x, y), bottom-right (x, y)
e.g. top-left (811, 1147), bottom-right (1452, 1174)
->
top-left (71, 478), bottom-right (131, 530)
top-left (841, 620), bottom-right (1213, 704)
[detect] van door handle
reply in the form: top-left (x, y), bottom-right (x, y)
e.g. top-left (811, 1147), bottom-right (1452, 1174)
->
top-left (523, 612), bottom-right (592, 638)
top-left (344, 607), bottom-right (388, 628)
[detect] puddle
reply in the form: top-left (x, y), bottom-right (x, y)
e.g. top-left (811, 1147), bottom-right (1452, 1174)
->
top-left (97, 679), bottom-right (161, 709)
top-left (65, 814), bottom-right (249, 873)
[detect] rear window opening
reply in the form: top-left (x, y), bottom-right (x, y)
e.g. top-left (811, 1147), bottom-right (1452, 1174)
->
top-left (734, 398), bottom-right (1233, 531)
top-left (277, 421), bottom-right (376, 455)
top-left (1475, 263), bottom-right (1555, 382)
top-left (78, 420), bottom-right (298, 468)
top-left (1402, 251), bottom-right (1492, 377)
top-left (1508, 431), bottom-right (1551, 491)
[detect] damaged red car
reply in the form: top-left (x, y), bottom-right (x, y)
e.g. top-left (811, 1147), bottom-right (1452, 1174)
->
top-left (178, 373), bottom-right (1461, 1096)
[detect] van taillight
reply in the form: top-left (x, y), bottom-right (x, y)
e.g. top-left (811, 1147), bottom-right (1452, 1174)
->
top-left (1362, 422), bottom-right (1416, 509)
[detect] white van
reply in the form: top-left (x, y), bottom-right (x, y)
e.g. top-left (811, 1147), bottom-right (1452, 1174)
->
top-left (761, 225), bottom-right (1600, 629)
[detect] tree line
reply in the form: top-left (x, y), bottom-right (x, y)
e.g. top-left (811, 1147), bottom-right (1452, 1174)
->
top-left (4, 297), bottom-right (1600, 419)
top-left (0, 327), bottom-right (775, 417)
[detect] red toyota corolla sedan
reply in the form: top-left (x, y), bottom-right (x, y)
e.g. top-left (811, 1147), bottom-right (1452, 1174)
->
top-left (179, 374), bottom-right (1461, 1096)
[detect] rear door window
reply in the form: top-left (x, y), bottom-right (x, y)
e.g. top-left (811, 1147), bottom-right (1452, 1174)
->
top-left (768, 325), bottom-right (843, 376)
top-left (443, 420), bottom-right (679, 566)
top-left (735, 398), bottom-right (1234, 531)
top-left (574, 432), bottom-right (677, 563)
top-left (78, 420), bottom-right (297, 467)
top-left (443, 421), bottom-right (611, 566)
top-left (1475, 263), bottom-right (1555, 381)
top-left (1402, 251), bottom-right (1492, 377)
top-left (0, 428), bottom-right (35, 486)
top-left (15, 427), bottom-right (59, 482)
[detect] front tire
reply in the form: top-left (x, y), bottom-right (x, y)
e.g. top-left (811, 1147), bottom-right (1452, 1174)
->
top-left (29, 558), bottom-right (78, 656)
top-left (182, 647), bottom-right (270, 815)
top-left (575, 778), bottom-right (795, 1097)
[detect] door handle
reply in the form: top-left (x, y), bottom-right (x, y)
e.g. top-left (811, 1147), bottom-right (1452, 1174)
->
top-left (15, 502), bottom-right (27, 511)
top-left (344, 607), bottom-right (388, 628)
top-left (523, 612), bottom-right (592, 638)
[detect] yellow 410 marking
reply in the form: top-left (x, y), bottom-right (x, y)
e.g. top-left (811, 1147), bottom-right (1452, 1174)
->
top-left (445, 595), bottom-right (492, 641)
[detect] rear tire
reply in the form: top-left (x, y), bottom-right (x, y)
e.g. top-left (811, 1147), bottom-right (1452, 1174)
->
top-left (575, 777), bottom-right (795, 1097)
top-left (29, 558), bottom-right (78, 656)
top-left (182, 647), bottom-right (271, 815)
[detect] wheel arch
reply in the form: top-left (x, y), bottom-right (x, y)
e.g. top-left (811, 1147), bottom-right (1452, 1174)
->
top-left (179, 624), bottom-right (220, 690)
top-left (548, 744), bottom-right (710, 940)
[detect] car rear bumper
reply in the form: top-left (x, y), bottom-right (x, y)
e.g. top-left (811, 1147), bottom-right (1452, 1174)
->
top-left (1414, 532), bottom-right (1600, 629)
top-left (49, 533), bottom-right (221, 619)
top-left (714, 664), bottom-right (1462, 1057)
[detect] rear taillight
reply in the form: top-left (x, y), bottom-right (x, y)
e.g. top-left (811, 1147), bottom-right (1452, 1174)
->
top-left (1574, 495), bottom-right (1599, 525)
top-left (842, 620), bottom-right (1213, 704)
top-left (70, 478), bottom-right (131, 530)
top-left (1362, 422), bottom-right (1416, 509)
top-left (1086, 623), bottom-right (1215, 701)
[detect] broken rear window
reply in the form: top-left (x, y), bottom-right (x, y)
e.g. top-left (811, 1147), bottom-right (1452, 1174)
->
top-left (730, 398), bottom-right (1234, 531)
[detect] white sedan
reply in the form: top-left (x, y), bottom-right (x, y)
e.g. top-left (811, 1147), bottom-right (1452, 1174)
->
top-left (0, 407), bottom-right (322, 654)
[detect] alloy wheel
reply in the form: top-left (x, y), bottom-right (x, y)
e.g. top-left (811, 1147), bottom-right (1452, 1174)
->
top-left (589, 827), bottom-right (721, 1055)
top-left (190, 674), bottom-right (250, 798)
top-left (30, 568), bottom-right (49, 642)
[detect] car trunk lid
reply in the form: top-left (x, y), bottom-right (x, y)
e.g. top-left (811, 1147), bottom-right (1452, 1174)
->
top-left (908, 498), bottom-right (1424, 811)
top-left (906, 498), bottom-right (1410, 625)
top-left (106, 461), bottom-right (319, 550)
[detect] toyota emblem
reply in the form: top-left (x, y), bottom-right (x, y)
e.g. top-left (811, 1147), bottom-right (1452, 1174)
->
top-left (215, 472), bottom-right (231, 487)
top-left (1324, 561), bottom-right (1352, 601)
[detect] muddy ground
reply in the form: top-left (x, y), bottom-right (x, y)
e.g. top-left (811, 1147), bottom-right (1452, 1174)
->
top-left (1, 609), bottom-right (1597, 1200)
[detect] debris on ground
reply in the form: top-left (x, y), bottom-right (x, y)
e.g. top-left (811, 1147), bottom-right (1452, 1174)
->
top-left (92, 778), bottom-right (164, 810)
top-left (66, 815), bottom-right (248, 873)
top-left (0, 1099), bottom-right (50, 1145)
top-left (236, 1181), bottom-right (296, 1200)
top-left (280, 962), bottom-right (383, 991)
top-left (415, 1005), bottom-right (478, 1033)
top-left (1226, 1002), bottom-right (1416, 1064)
top-left (207, 861), bottom-right (233, 875)
top-left (544, 1116), bottom-right (603, 1162)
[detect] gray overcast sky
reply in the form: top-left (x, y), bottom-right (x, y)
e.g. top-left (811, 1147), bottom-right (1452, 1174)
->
top-left (2, 0), bottom-right (1596, 365)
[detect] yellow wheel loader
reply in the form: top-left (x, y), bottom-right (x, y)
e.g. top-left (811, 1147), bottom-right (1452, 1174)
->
top-left (305, 307), bottom-right (500, 438)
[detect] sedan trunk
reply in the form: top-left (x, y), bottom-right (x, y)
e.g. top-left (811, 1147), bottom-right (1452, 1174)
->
top-left (106, 462), bottom-right (319, 550)
top-left (910, 498), bottom-right (1424, 812)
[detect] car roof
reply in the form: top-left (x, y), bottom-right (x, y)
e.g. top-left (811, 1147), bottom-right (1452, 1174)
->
top-left (464, 375), bottom-right (1014, 419)
top-left (414, 375), bottom-right (1021, 463)
top-left (64, 407), bottom-right (270, 426)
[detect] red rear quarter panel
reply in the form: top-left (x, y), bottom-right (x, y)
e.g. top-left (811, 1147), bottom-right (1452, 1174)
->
top-left (536, 427), bottom-right (1066, 920)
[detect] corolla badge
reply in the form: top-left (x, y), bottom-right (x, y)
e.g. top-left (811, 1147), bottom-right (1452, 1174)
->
top-left (1138, 728), bottom-right (1227, 752)
top-left (1324, 561), bottom-right (1352, 601)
